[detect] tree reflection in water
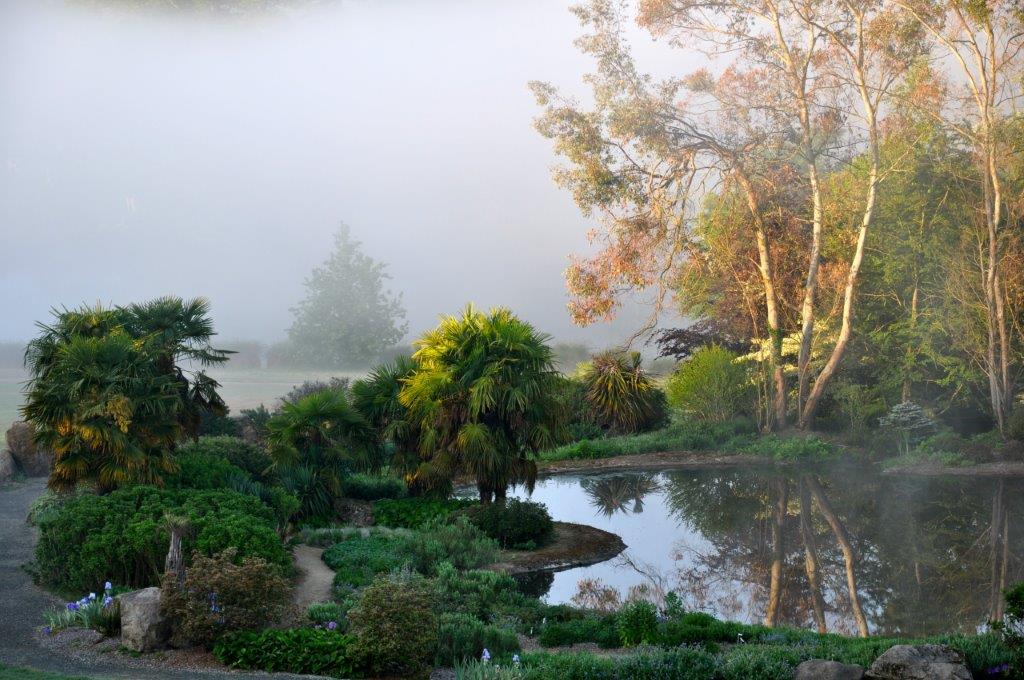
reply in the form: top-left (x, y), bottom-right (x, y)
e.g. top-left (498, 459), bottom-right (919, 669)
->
top-left (527, 467), bottom-right (1023, 637)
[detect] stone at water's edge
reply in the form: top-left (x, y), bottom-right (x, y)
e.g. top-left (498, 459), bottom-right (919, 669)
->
top-left (796, 659), bottom-right (865, 680)
top-left (118, 587), bottom-right (169, 652)
top-left (5, 421), bottom-right (53, 477)
top-left (0, 448), bottom-right (14, 483)
top-left (866, 644), bottom-right (972, 680)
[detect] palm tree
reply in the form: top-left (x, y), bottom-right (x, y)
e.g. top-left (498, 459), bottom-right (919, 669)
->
top-left (577, 350), bottom-right (666, 434)
top-left (22, 331), bottom-right (180, 492)
top-left (350, 355), bottom-right (431, 491)
top-left (399, 306), bottom-right (568, 502)
top-left (266, 389), bottom-right (377, 521)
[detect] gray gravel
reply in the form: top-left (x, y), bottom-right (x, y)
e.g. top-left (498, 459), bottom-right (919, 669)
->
top-left (0, 479), bottom-right (327, 680)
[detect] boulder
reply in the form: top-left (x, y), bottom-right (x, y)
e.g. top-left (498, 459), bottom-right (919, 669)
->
top-left (796, 659), bottom-right (865, 680)
top-left (118, 587), bottom-right (169, 652)
top-left (0, 448), bottom-right (14, 483)
top-left (866, 644), bottom-right (972, 680)
top-left (6, 421), bottom-right (52, 477)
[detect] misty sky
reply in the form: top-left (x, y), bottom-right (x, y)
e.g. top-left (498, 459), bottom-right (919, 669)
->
top-left (0, 0), bottom-right (694, 348)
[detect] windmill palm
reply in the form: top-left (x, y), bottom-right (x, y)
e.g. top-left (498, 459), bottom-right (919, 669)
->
top-left (400, 306), bottom-right (568, 502)
top-left (23, 331), bottom-right (180, 492)
top-left (266, 389), bottom-right (377, 521)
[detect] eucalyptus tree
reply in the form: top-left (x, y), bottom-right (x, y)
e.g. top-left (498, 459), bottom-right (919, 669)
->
top-left (399, 306), bottom-right (567, 503)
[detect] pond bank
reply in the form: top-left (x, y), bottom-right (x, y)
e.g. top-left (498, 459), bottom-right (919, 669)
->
top-left (487, 522), bottom-right (625, 575)
top-left (883, 460), bottom-right (1024, 476)
top-left (539, 451), bottom-right (776, 475)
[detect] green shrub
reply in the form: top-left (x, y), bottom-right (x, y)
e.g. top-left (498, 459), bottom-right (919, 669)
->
top-left (741, 435), bottom-right (835, 460)
top-left (719, 644), bottom-right (802, 680)
top-left (161, 549), bottom-right (291, 647)
top-left (665, 345), bottom-right (753, 422)
top-left (473, 648), bottom-right (720, 680)
top-left (26, 490), bottom-right (81, 527)
top-left (397, 516), bottom-right (500, 575)
top-left (467, 499), bottom-right (554, 549)
top-left (165, 450), bottom-right (248, 491)
top-left (538, 616), bottom-right (619, 648)
top-left (541, 418), bottom-right (757, 461)
top-left (577, 350), bottom-right (668, 434)
top-left (322, 532), bottom-right (410, 590)
top-left (347, 572), bottom-right (438, 678)
top-left (176, 436), bottom-right (273, 482)
top-left (617, 600), bottom-right (658, 646)
top-left (213, 628), bottom-right (356, 676)
top-left (373, 496), bottom-right (477, 529)
top-left (435, 613), bottom-right (520, 666)
top-left (432, 562), bottom-right (529, 623)
top-left (661, 613), bottom-right (744, 646)
top-left (341, 473), bottom-right (407, 501)
top-left (33, 486), bottom-right (289, 594)
top-left (307, 601), bottom-right (349, 628)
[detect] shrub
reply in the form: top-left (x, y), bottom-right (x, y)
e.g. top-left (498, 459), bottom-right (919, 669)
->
top-left (213, 628), bottom-right (356, 676)
top-left (397, 516), bottom-right (500, 575)
top-left (347, 572), bottom-right (438, 678)
top-left (718, 644), bottom-right (802, 680)
top-left (308, 601), bottom-right (349, 628)
top-left (577, 350), bottom-right (668, 434)
top-left (282, 377), bottom-right (352, 405)
top-left (165, 450), bottom-right (248, 491)
top-left (341, 473), bottom-right (407, 501)
top-left (617, 600), bottom-right (659, 646)
top-left (538, 616), bottom-right (619, 648)
top-left (470, 648), bottom-right (721, 680)
top-left (161, 549), bottom-right (291, 647)
top-left (1005, 581), bottom-right (1024, 641)
top-left (741, 435), bottom-right (835, 460)
top-left (467, 499), bottom-right (554, 549)
top-left (879, 401), bottom-right (937, 455)
top-left (662, 612), bottom-right (745, 646)
top-left (435, 613), bottom-right (520, 666)
top-left (665, 345), bottom-right (753, 422)
top-left (541, 418), bottom-right (757, 462)
top-left (373, 497), bottom-right (479, 529)
top-left (33, 487), bottom-right (288, 594)
top-left (432, 563), bottom-right (532, 624)
top-left (322, 532), bottom-right (410, 590)
top-left (178, 436), bottom-right (273, 482)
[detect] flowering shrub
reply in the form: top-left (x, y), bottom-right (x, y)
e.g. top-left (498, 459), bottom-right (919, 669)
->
top-left (347, 571), bottom-right (438, 678)
top-left (213, 628), bottom-right (357, 676)
top-left (42, 581), bottom-right (120, 637)
top-left (161, 549), bottom-right (290, 647)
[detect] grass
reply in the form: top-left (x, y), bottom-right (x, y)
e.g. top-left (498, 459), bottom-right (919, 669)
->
top-left (0, 665), bottom-right (91, 680)
top-left (882, 449), bottom-right (971, 470)
top-left (540, 418), bottom-right (759, 462)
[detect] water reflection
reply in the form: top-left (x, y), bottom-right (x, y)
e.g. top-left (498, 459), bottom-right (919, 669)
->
top-left (511, 467), bottom-right (1023, 637)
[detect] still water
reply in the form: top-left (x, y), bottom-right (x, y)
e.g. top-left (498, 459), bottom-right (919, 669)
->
top-left (507, 466), bottom-right (1023, 637)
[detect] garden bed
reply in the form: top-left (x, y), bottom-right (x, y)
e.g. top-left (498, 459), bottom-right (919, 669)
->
top-left (486, 521), bottom-right (625, 575)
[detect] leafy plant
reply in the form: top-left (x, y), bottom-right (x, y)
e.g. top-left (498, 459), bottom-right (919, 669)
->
top-left (213, 628), bottom-right (356, 676)
top-left (161, 548), bottom-right (291, 647)
top-left (879, 401), bottom-right (937, 456)
top-left (42, 582), bottom-right (120, 637)
top-left (617, 600), bottom-right (659, 646)
top-left (308, 601), bottom-right (349, 628)
top-left (577, 350), bottom-right (668, 434)
top-left (665, 345), bottom-right (753, 422)
top-left (435, 613), bottom-right (520, 666)
top-left (321, 531), bottom-right (410, 590)
top-left (340, 473), bottom-right (407, 501)
top-left (396, 516), bottom-right (500, 575)
top-left (466, 499), bottom-right (554, 549)
top-left (373, 496), bottom-right (477, 529)
top-left (347, 572), bottom-right (438, 678)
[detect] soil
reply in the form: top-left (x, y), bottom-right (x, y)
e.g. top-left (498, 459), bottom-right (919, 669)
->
top-left (486, 522), bottom-right (626, 575)
top-left (538, 451), bottom-right (777, 475)
top-left (292, 545), bottom-right (334, 607)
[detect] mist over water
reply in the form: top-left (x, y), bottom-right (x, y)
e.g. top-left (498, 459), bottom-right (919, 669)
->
top-left (0, 0), bottom-right (685, 347)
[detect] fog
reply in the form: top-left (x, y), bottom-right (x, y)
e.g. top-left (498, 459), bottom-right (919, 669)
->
top-left (0, 0), bottom-right (692, 349)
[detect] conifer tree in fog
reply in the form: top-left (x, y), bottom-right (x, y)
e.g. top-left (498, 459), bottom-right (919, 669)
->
top-left (288, 224), bottom-right (407, 368)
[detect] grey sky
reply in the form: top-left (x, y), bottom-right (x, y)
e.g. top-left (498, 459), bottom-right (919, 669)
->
top-left (0, 0), bottom-right (691, 347)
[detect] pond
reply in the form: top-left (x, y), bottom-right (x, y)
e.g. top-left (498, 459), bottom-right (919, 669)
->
top-left (506, 465), bottom-right (1023, 637)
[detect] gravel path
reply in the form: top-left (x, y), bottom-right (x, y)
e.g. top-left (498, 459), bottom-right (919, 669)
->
top-left (292, 546), bottom-right (333, 607)
top-left (0, 479), bottom-right (325, 680)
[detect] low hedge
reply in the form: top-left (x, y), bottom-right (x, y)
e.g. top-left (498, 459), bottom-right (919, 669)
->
top-left (213, 628), bottom-right (356, 676)
top-left (33, 486), bottom-right (289, 594)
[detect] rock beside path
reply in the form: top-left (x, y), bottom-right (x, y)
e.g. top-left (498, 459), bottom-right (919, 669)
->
top-left (796, 659), bottom-right (864, 680)
top-left (6, 421), bottom-right (53, 477)
top-left (866, 644), bottom-right (972, 680)
top-left (0, 447), bottom-right (15, 483)
top-left (118, 587), bottom-right (169, 652)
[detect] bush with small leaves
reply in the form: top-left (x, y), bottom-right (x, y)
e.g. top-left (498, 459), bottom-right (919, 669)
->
top-left (322, 531), bottom-right (410, 590)
top-left (161, 549), bottom-right (291, 648)
top-left (397, 516), bottom-right (500, 575)
top-left (435, 613), bottom-right (520, 667)
top-left (665, 345), bottom-right (753, 422)
top-left (466, 499), bottom-right (554, 549)
top-left (340, 473), bottom-right (407, 501)
top-left (347, 572), bottom-right (438, 678)
top-left (373, 496), bottom-right (477, 529)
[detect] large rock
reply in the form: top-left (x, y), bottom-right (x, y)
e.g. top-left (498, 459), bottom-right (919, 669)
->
top-left (796, 659), bottom-right (865, 680)
top-left (6, 421), bottom-right (52, 477)
top-left (118, 587), bottom-right (169, 652)
top-left (0, 448), bottom-right (14, 483)
top-left (866, 644), bottom-right (972, 680)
